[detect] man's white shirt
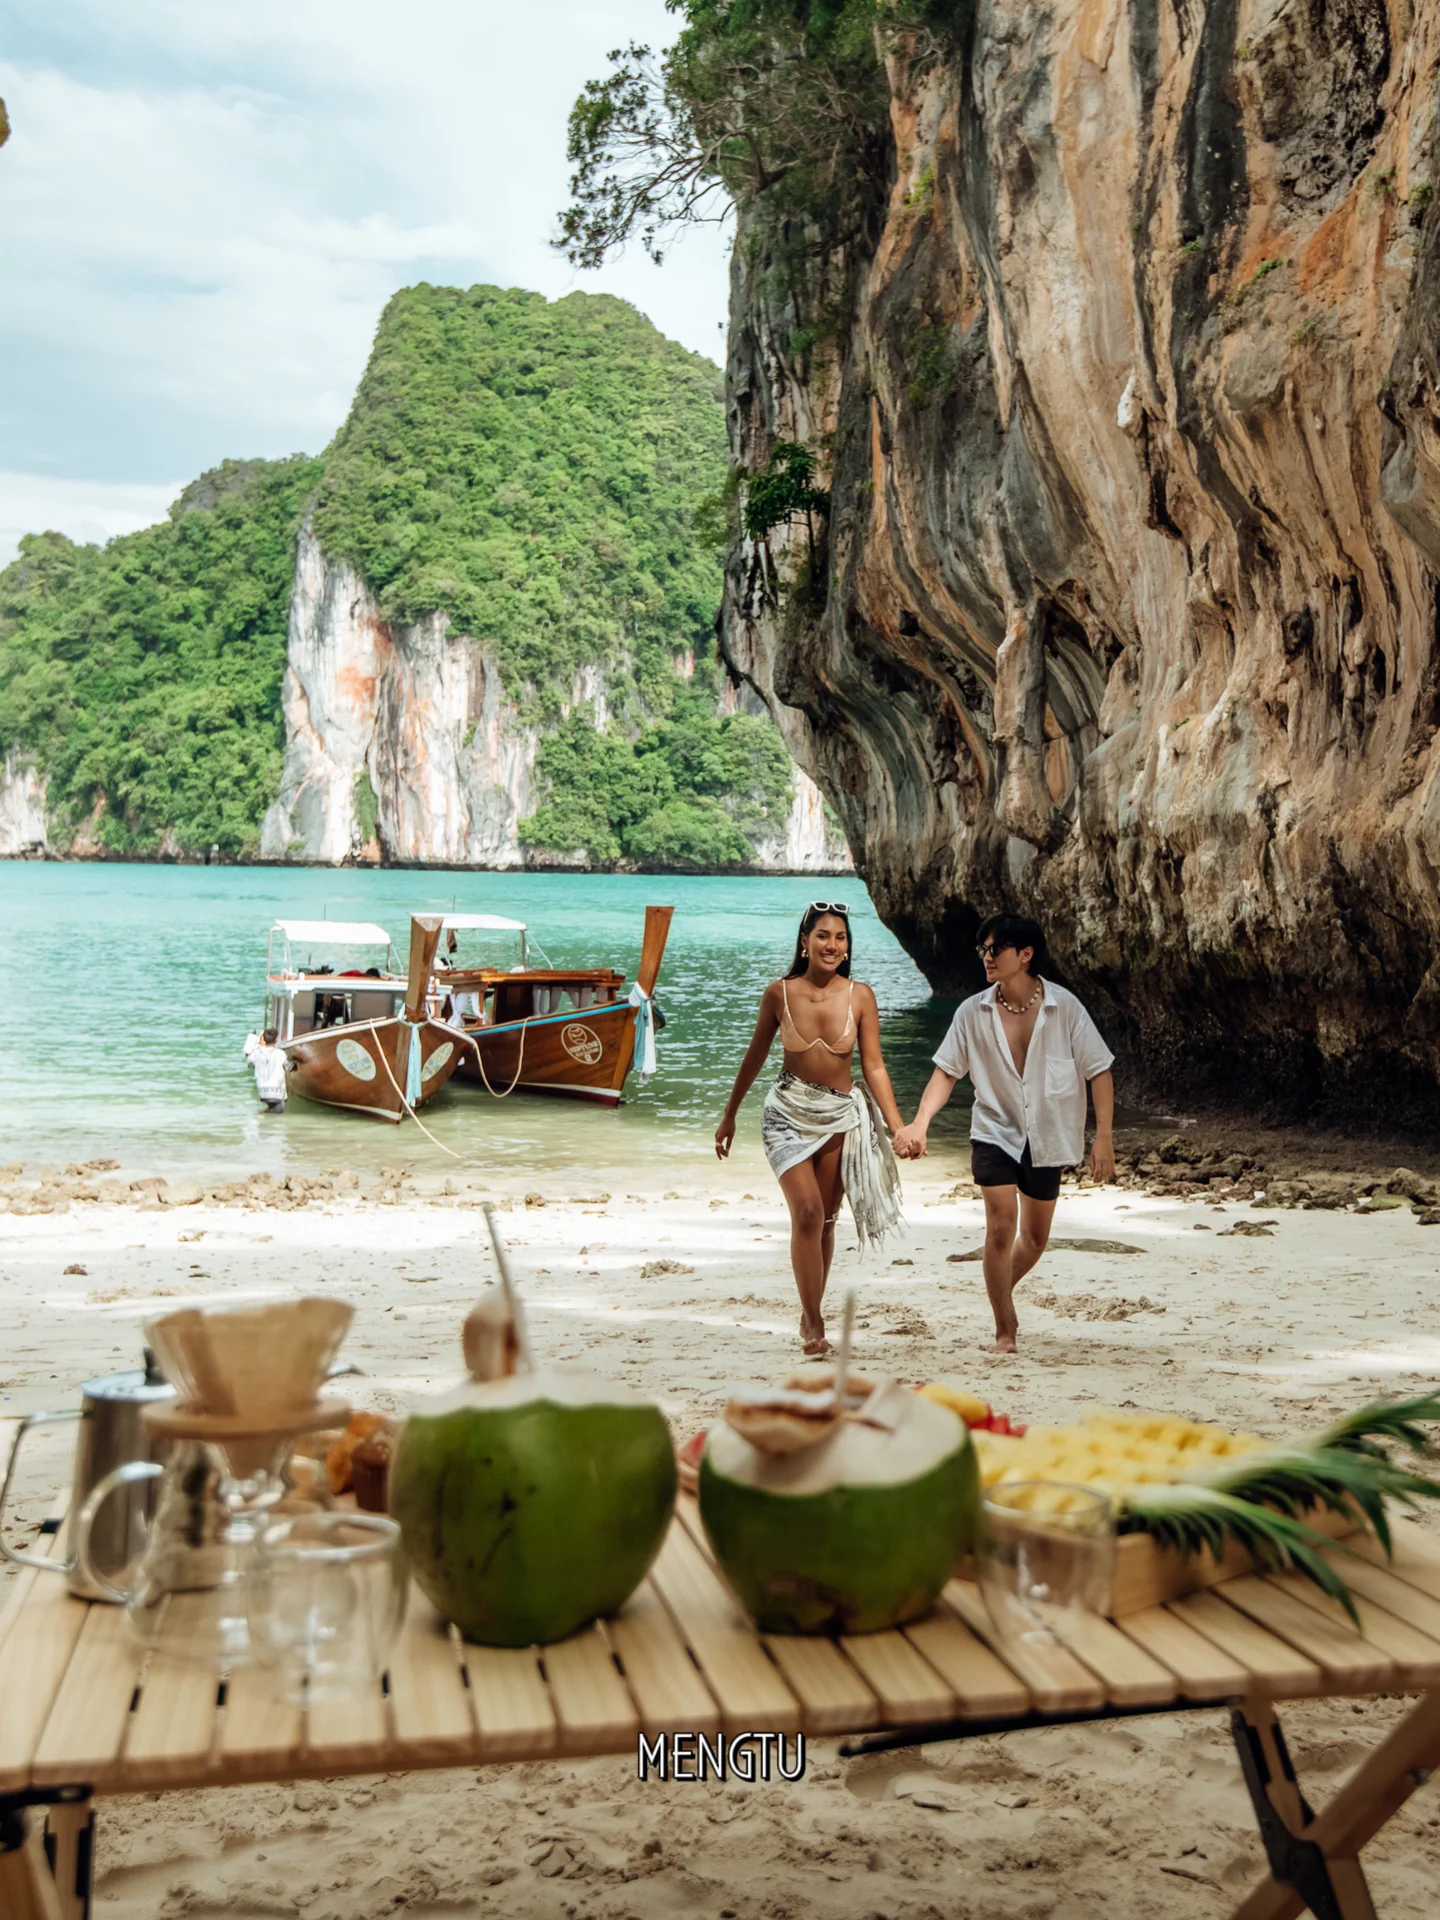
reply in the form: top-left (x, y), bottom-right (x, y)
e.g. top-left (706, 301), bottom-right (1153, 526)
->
top-left (931, 980), bottom-right (1114, 1167)
top-left (249, 1043), bottom-right (290, 1103)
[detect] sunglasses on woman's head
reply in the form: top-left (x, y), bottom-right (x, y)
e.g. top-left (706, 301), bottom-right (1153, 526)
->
top-left (808, 901), bottom-right (849, 915)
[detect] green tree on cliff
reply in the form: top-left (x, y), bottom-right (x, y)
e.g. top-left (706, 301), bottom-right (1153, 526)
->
top-left (556, 0), bottom-right (893, 270)
top-left (313, 286), bottom-right (725, 712)
top-left (0, 458), bottom-right (321, 856)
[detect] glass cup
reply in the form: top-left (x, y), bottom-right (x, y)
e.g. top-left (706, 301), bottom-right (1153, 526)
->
top-left (246, 1511), bottom-right (407, 1702)
top-left (978, 1482), bottom-right (1114, 1648)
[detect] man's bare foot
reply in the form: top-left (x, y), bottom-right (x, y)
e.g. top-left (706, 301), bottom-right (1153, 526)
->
top-left (994, 1331), bottom-right (1018, 1354)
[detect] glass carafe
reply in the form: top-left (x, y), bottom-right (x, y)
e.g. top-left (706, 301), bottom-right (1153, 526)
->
top-left (74, 1424), bottom-right (332, 1670)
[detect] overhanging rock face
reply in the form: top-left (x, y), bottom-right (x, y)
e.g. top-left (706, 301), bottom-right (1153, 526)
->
top-left (720, 0), bottom-right (1440, 1113)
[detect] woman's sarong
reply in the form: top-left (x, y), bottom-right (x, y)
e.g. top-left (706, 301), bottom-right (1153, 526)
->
top-left (760, 1070), bottom-right (903, 1252)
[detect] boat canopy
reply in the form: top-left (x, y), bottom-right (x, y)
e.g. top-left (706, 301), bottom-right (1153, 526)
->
top-left (440, 913), bottom-right (527, 934)
top-left (272, 919), bottom-right (393, 945)
top-left (269, 976), bottom-right (404, 999)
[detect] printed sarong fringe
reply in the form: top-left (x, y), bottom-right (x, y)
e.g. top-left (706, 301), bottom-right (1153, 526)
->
top-left (761, 1071), bottom-right (904, 1252)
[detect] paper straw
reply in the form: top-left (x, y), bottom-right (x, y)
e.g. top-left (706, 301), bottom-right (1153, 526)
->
top-left (482, 1202), bottom-right (535, 1371)
top-left (833, 1291), bottom-right (856, 1407)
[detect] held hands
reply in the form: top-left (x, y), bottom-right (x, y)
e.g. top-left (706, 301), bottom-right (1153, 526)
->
top-left (1090, 1133), bottom-right (1116, 1184)
top-left (715, 1112), bottom-right (737, 1159)
top-left (892, 1124), bottom-right (927, 1160)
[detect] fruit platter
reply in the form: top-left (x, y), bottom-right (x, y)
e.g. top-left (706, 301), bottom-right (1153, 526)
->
top-left (922, 1381), bottom-right (1440, 1618)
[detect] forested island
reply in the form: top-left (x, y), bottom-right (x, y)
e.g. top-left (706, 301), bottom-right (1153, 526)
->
top-left (0, 287), bottom-right (811, 872)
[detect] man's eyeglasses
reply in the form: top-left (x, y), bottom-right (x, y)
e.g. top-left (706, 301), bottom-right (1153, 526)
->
top-left (808, 901), bottom-right (849, 916)
top-left (976, 942), bottom-right (1012, 960)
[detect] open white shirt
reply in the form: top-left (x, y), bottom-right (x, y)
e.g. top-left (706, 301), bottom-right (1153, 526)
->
top-left (932, 981), bottom-right (1114, 1168)
top-left (249, 1043), bottom-right (290, 1103)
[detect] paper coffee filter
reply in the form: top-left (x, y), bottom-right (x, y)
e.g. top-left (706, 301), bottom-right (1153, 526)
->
top-left (146, 1298), bottom-right (353, 1418)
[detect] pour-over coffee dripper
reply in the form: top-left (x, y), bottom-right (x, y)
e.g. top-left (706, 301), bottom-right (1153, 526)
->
top-left (73, 1298), bottom-right (354, 1671)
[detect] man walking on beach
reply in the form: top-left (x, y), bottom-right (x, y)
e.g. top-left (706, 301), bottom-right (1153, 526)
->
top-left (893, 914), bottom-right (1115, 1353)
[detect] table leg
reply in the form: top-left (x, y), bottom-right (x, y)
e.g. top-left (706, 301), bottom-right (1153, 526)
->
top-left (1232, 1692), bottom-right (1440, 1920)
top-left (0, 1801), bottom-right (65, 1920)
top-left (44, 1799), bottom-right (95, 1920)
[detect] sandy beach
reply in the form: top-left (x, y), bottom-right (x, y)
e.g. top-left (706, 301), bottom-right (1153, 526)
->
top-left (4, 1128), bottom-right (1440, 1918)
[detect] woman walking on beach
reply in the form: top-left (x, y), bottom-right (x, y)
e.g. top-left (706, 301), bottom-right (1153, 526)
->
top-left (715, 904), bottom-right (904, 1354)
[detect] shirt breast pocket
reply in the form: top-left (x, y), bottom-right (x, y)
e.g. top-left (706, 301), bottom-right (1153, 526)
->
top-left (1044, 1057), bottom-right (1079, 1095)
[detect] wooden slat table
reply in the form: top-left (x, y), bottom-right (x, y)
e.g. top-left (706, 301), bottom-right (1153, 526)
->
top-left (3, 1442), bottom-right (1439, 1920)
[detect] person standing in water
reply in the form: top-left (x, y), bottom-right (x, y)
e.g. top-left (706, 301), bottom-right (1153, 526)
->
top-left (244, 1027), bottom-right (293, 1114)
top-left (716, 904), bottom-right (905, 1355)
top-left (893, 913), bottom-right (1115, 1354)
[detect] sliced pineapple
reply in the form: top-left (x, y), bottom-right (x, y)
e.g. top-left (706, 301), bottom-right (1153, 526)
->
top-left (919, 1381), bottom-right (991, 1424)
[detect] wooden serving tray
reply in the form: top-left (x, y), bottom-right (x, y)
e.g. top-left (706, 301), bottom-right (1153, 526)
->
top-left (1104, 1506), bottom-right (1360, 1617)
top-left (957, 1506), bottom-right (1361, 1619)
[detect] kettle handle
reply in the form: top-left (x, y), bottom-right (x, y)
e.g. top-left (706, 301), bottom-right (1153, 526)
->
top-left (0, 1410), bottom-right (82, 1574)
top-left (74, 1461), bottom-right (164, 1605)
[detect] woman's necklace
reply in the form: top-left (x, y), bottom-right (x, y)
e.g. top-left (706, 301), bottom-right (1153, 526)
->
top-left (996, 982), bottom-right (1043, 1015)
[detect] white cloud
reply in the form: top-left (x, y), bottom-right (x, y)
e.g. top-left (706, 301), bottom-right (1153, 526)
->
top-left (0, 0), bottom-right (731, 523)
top-left (0, 472), bottom-right (181, 566)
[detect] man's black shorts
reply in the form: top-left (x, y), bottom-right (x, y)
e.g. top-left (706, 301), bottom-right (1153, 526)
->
top-left (970, 1139), bottom-right (1064, 1202)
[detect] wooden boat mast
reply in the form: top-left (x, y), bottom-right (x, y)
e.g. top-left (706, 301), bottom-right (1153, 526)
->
top-left (404, 915), bottom-right (445, 1021)
top-left (636, 905), bottom-right (674, 998)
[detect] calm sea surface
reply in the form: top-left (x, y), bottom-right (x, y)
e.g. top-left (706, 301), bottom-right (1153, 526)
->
top-left (0, 865), bottom-right (974, 1177)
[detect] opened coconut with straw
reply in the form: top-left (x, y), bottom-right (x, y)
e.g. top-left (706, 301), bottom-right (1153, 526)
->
top-left (700, 1296), bottom-right (980, 1634)
top-left (389, 1206), bottom-right (677, 1646)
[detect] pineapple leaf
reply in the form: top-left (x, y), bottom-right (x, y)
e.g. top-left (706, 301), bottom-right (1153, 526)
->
top-left (1125, 1483), bottom-right (1362, 1624)
top-left (1186, 1442), bottom-right (1440, 1562)
top-left (1313, 1394), bottom-right (1440, 1458)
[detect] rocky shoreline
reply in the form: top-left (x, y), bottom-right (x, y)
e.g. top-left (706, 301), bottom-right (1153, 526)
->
top-left (9, 1117), bottom-right (1440, 1220)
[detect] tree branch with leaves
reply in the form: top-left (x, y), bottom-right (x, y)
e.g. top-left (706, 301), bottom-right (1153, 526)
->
top-left (554, 2), bottom-right (891, 270)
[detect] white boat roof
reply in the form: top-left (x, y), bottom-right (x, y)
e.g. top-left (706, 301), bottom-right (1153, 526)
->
top-left (268, 975), bottom-right (406, 996)
top-left (440, 913), bottom-right (527, 933)
top-left (273, 919), bottom-right (393, 945)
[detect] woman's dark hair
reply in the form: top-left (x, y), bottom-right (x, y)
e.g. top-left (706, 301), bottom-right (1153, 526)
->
top-left (976, 911), bottom-right (1047, 975)
top-left (786, 905), bottom-right (853, 978)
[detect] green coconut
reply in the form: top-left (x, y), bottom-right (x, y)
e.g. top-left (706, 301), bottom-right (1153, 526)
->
top-left (390, 1289), bottom-right (676, 1646)
top-left (699, 1376), bottom-right (978, 1635)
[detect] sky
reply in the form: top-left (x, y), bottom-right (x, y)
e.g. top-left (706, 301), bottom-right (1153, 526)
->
top-left (0, 0), bottom-right (732, 565)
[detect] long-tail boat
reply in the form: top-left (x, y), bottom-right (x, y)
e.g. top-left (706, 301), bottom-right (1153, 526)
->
top-left (264, 916), bottom-right (463, 1121)
top-left (437, 904), bottom-right (673, 1107)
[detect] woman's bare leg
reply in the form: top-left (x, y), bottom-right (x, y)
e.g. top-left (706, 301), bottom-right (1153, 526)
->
top-left (812, 1133), bottom-right (845, 1294)
top-left (778, 1141), bottom-right (841, 1352)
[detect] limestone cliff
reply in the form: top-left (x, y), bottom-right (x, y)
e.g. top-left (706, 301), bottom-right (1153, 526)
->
top-left (263, 522), bottom-right (847, 870)
top-left (0, 752), bottom-right (47, 856)
top-left (721, 0), bottom-right (1440, 1110)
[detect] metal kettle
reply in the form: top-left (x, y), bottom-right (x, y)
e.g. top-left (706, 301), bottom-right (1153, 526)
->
top-left (0, 1350), bottom-right (176, 1599)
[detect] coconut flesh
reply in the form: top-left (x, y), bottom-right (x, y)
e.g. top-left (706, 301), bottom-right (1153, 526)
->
top-left (700, 1374), bottom-right (978, 1635)
top-left (390, 1288), bottom-right (677, 1646)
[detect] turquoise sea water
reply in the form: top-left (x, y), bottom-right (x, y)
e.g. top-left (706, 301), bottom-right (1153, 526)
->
top-left (1, 865), bottom-right (974, 1177)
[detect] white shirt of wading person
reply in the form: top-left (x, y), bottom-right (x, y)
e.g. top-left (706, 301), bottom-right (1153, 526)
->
top-left (249, 1042), bottom-right (290, 1106)
top-left (931, 980), bottom-right (1114, 1167)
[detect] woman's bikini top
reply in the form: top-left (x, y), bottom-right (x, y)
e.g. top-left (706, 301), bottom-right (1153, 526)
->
top-left (779, 979), bottom-right (857, 1055)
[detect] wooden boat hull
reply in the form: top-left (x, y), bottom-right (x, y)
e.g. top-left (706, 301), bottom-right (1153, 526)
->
top-left (285, 1017), bottom-right (462, 1121)
top-left (450, 1000), bottom-right (639, 1105)
top-left (442, 904), bottom-right (673, 1109)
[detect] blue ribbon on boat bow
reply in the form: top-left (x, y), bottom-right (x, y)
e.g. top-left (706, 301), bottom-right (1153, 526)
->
top-left (627, 985), bottom-right (657, 1078)
top-left (405, 1020), bottom-right (423, 1107)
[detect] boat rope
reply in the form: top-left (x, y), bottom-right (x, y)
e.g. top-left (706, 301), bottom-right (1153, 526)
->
top-left (371, 1024), bottom-right (468, 1162)
top-left (443, 1016), bottom-right (532, 1098)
